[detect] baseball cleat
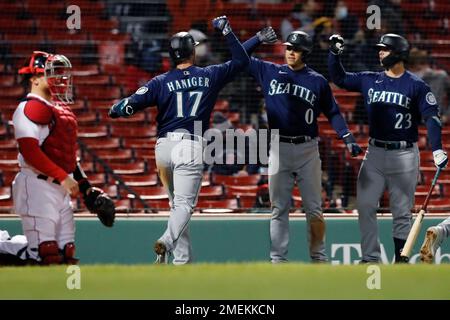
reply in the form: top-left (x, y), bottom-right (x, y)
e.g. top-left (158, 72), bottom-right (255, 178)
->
top-left (419, 227), bottom-right (443, 264)
top-left (154, 241), bottom-right (168, 264)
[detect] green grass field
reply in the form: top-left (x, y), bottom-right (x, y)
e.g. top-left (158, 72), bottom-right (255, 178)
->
top-left (1, 263), bottom-right (449, 300)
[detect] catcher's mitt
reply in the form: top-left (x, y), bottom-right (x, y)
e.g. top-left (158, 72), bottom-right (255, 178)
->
top-left (84, 187), bottom-right (116, 227)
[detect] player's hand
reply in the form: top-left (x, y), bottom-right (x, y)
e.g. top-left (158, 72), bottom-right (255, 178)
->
top-left (108, 98), bottom-right (133, 119)
top-left (329, 34), bottom-right (344, 55)
top-left (212, 16), bottom-right (232, 36)
top-left (343, 133), bottom-right (363, 157)
top-left (433, 149), bottom-right (448, 168)
top-left (257, 26), bottom-right (277, 44)
top-left (61, 176), bottom-right (79, 196)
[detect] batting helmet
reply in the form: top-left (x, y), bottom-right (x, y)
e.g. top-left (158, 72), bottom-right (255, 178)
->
top-left (283, 31), bottom-right (313, 60)
top-left (376, 33), bottom-right (410, 69)
top-left (169, 32), bottom-right (199, 65)
top-left (18, 51), bottom-right (50, 76)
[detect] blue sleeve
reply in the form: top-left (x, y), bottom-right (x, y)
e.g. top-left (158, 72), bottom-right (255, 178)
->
top-left (320, 79), bottom-right (349, 138)
top-left (416, 82), bottom-right (442, 151)
top-left (127, 78), bottom-right (159, 112)
top-left (328, 52), bottom-right (365, 92)
top-left (243, 35), bottom-right (261, 56)
top-left (204, 31), bottom-right (250, 86)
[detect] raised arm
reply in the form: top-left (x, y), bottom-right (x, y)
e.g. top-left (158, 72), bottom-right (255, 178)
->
top-left (328, 34), bottom-right (365, 91)
top-left (243, 27), bottom-right (277, 55)
top-left (212, 16), bottom-right (250, 69)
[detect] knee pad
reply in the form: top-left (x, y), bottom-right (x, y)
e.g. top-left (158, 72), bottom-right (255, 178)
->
top-left (63, 242), bottom-right (79, 265)
top-left (38, 241), bottom-right (63, 265)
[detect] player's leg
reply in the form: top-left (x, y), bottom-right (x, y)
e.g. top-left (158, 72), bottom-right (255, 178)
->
top-left (56, 192), bottom-right (77, 264)
top-left (157, 139), bottom-right (203, 264)
top-left (13, 173), bottom-right (62, 264)
top-left (356, 147), bottom-right (387, 262)
top-left (157, 152), bottom-right (193, 264)
top-left (294, 140), bottom-right (327, 262)
top-left (0, 231), bottom-right (29, 265)
top-left (420, 216), bottom-right (449, 263)
top-left (269, 141), bottom-right (295, 263)
top-left (386, 147), bottom-right (419, 263)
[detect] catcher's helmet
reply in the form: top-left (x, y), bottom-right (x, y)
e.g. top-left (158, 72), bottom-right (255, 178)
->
top-left (169, 32), bottom-right (199, 65)
top-left (18, 51), bottom-right (50, 76)
top-left (283, 31), bottom-right (313, 59)
top-left (376, 33), bottom-right (410, 68)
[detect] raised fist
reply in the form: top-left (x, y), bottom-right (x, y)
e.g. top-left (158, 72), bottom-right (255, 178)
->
top-left (212, 16), bottom-right (232, 36)
top-left (257, 26), bottom-right (277, 44)
top-left (329, 34), bottom-right (345, 55)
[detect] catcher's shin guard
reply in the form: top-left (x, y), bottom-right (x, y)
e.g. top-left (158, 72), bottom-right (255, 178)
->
top-left (39, 241), bottom-right (64, 265)
top-left (62, 242), bottom-right (79, 265)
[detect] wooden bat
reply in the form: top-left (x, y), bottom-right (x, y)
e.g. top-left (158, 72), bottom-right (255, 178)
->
top-left (400, 167), bottom-right (442, 262)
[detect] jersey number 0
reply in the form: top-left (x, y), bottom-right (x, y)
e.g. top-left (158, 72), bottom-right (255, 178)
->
top-left (176, 91), bottom-right (203, 117)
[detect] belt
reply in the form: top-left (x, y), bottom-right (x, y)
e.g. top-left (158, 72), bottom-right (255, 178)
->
top-left (37, 174), bottom-right (60, 185)
top-left (161, 132), bottom-right (204, 143)
top-left (279, 135), bottom-right (312, 144)
top-left (369, 138), bottom-right (413, 150)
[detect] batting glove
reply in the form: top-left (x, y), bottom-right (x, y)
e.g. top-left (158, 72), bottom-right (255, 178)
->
top-left (212, 16), bottom-right (232, 36)
top-left (433, 149), bottom-right (448, 168)
top-left (257, 26), bottom-right (277, 44)
top-left (343, 133), bottom-right (363, 157)
top-left (329, 34), bottom-right (345, 55)
top-left (108, 98), bottom-right (133, 118)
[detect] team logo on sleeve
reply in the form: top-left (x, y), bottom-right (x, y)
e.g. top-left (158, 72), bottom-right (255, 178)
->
top-left (426, 92), bottom-right (437, 105)
top-left (135, 86), bottom-right (148, 95)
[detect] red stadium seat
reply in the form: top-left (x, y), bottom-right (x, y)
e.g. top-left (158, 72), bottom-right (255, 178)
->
top-left (118, 173), bottom-right (158, 187)
top-left (122, 138), bottom-right (157, 149)
top-left (79, 137), bottom-right (121, 150)
top-left (213, 174), bottom-right (261, 186)
top-left (128, 186), bottom-right (168, 200)
top-left (226, 185), bottom-right (258, 197)
top-left (197, 199), bottom-right (239, 212)
top-left (109, 162), bottom-right (147, 175)
top-left (78, 125), bottom-right (109, 138)
top-left (110, 125), bottom-right (157, 138)
top-left (198, 185), bottom-right (224, 200)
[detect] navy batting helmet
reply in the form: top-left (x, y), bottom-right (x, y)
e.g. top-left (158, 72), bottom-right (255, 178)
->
top-left (283, 31), bottom-right (313, 60)
top-left (376, 33), bottom-right (410, 68)
top-left (169, 32), bottom-right (199, 65)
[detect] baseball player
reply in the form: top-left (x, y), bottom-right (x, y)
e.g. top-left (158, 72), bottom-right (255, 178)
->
top-left (108, 16), bottom-right (249, 265)
top-left (419, 217), bottom-right (450, 263)
top-left (4, 51), bottom-right (114, 266)
top-left (243, 28), bottom-right (362, 263)
top-left (328, 33), bottom-right (448, 263)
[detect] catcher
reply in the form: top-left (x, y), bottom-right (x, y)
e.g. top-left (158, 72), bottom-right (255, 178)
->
top-left (0, 51), bottom-right (114, 266)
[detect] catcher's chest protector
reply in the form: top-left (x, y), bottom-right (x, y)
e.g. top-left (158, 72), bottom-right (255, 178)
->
top-left (42, 104), bottom-right (78, 174)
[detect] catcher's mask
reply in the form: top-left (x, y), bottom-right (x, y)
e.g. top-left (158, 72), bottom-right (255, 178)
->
top-left (45, 54), bottom-right (74, 105)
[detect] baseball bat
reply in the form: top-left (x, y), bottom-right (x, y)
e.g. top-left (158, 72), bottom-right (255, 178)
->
top-left (400, 167), bottom-right (442, 261)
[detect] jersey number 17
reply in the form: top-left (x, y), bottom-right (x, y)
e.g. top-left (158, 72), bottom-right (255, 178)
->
top-left (176, 91), bottom-right (203, 117)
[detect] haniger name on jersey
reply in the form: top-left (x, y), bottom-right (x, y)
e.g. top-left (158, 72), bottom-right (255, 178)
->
top-left (367, 88), bottom-right (411, 109)
top-left (166, 76), bottom-right (211, 92)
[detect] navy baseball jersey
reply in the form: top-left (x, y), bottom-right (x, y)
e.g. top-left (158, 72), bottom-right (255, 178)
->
top-left (124, 32), bottom-right (248, 137)
top-left (243, 36), bottom-right (349, 138)
top-left (328, 53), bottom-right (441, 147)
